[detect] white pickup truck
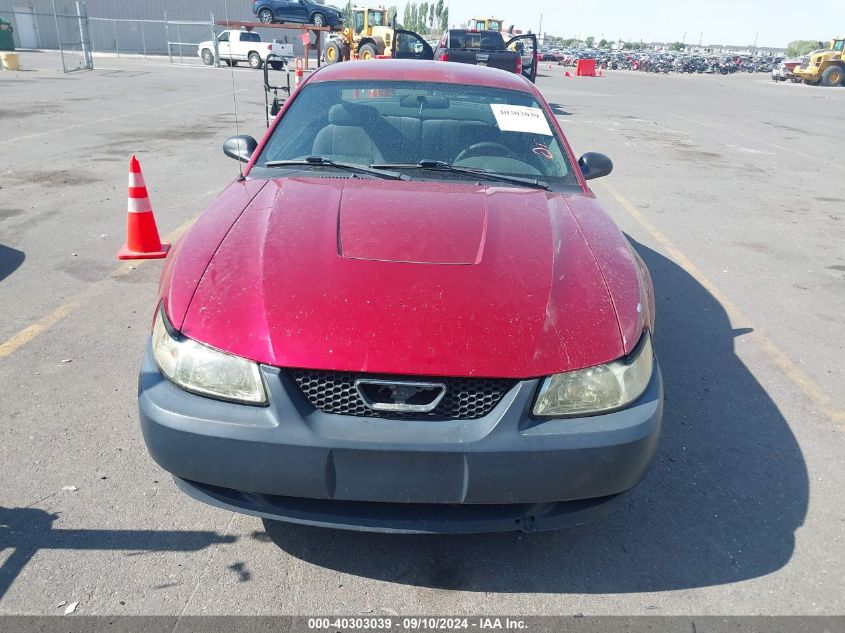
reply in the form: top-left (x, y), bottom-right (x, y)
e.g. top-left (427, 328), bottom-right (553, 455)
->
top-left (198, 30), bottom-right (294, 69)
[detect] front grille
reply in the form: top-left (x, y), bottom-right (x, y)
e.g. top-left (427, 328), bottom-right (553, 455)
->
top-left (289, 369), bottom-right (517, 420)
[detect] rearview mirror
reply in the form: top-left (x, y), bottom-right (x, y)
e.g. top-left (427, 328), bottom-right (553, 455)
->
top-left (223, 135), bottom-right (258, 163)
top-left (578, 152), bottom-right (613, 180)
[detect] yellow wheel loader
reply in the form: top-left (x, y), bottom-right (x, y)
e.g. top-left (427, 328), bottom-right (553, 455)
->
top-left (469, 18), bottom-right (505, 32)
top-left (323, 6), bottom-right (392, 62)
top-left (793, 37), bottom-right (845, 86)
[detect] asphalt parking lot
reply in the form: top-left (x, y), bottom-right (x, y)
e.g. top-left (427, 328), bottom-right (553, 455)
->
top-left (1, 52), bottom-right (844, 616)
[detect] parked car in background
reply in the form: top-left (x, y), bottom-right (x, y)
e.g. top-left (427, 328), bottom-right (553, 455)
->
top-left (538, 49), bottom-right (561, 62)
top-left (198, 30), bottom-right (294, 69)
top-left (772, 58), bottom-right (803, 82)
top-left (253, 0), bottom-right (344, 28)
top-left (559, 51), bottom-right (577, 65)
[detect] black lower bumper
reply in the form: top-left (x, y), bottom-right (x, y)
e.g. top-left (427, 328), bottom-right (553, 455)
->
top-left (139, 341), bottom-right (663, 533)
top-left (175, 477), bottom-right (628, 533)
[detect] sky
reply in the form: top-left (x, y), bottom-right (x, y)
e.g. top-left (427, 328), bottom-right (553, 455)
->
top-left (394, 0), bottom-right (845, 48)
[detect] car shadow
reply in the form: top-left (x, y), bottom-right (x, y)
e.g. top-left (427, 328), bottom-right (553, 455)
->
top-left (262, 239), bottom-right (808, 593)
top-left (0, 506), bottom-right (237, 600)
top-left (548, 103), bottom-right (572, 116)
top-left (0, 244), bottom-right (25, 283)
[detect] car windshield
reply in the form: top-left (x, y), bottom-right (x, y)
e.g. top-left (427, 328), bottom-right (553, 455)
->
top-left (450, 30), bottom-right (505, 49)
top-left (254, 80), bottom-right (577, 186)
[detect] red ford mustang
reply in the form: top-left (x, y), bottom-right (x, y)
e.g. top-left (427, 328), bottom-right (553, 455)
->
top-left (139, 60), bottom-right (663, 533)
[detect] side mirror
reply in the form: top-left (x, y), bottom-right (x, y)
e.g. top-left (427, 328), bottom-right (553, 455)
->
top-left (578, 152), bottom-right (613, 180)
top-left (223, 135), bottom-right (258, 163)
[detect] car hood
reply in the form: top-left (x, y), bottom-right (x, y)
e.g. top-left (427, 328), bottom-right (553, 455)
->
top-left (177, 177), bottom-right (627, 378)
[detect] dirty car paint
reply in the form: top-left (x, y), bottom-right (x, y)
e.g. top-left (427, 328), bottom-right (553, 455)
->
top-left (159, 61), bottom-right (653, 379)
top-left (171, 178), bottom-right (626, 378)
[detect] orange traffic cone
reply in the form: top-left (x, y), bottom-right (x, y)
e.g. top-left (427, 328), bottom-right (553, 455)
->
top-left (118, 155), bottom-right (170, 260)
top-left (598, 69), bottom-right (603, 76)
top-left (564, 71), bottom-right (571, 77)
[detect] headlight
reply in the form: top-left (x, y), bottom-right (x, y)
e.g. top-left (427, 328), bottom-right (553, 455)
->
top-left (151, 308), bottom-right (267, 405)
top-left (533, 332), bottom-right (654, 417)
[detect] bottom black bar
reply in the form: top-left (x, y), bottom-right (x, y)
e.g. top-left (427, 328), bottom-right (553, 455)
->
top-left (0, 616), bottom-right (842, 633)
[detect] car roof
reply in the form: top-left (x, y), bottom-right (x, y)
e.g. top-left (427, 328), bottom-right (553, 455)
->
top-left (309, 60), bottom-right (535, 93)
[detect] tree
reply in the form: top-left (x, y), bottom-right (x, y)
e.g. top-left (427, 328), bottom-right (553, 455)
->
top-left (787, 39), bottom-right (821, 57)
top-left (343, 0), bottom-right (353, 27)
top-left (387, 5), bottom-right (397, 26)
top-left (401, 0), bottom-right (447, 34)
top-left (598, 38), bottom-right (608, 48)
top-left (670, 41), bottom-right (685, 51)
top-left (585, 36), bottom-right (595, 48)
top-left (435, 0), bottom-right (446, 31)
top-left (409, 3), bottom-right (418, 32)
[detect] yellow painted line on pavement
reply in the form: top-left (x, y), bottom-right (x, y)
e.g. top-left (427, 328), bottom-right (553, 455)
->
top-left (0, 292), bottom-right (92, 359)
top-left (600, 180), bottom-right (845, 424)
top-left (0, 217), bottom-right (196, 359)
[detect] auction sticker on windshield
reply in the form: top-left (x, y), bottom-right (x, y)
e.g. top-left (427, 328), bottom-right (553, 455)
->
top-left (490, 104), bottom-right (553, 136)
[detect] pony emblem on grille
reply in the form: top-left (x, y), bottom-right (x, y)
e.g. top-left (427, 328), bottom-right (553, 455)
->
top-left (354, 379), bottom-right (447, 413)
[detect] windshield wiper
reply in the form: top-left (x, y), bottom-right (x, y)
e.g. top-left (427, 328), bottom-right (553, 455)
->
top-left (263, 156), bottom-right (408, 181)
top-left (370, 160), bottom-right (549, 190)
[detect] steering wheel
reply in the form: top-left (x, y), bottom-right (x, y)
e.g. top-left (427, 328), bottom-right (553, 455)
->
top-left (454, 142), bottom-right (515, 163)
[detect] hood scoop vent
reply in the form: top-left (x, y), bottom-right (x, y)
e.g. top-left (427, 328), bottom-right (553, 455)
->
top-left (338, 185), bottom-right (486, 264)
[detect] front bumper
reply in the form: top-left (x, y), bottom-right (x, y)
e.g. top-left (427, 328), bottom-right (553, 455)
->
top-left (793, 65), bottom-right (816, 80)
top-left (139, 341), bottom-right (663, 533)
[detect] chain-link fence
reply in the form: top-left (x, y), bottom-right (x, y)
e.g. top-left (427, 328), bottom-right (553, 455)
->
top-left (0, 0), bottom-right (311, 68)
top-left (53, 0), bottom-right (92, 72)
top-left (0, 0), bottom-right (92, 72)
top-left (88, 13), bottom-right (218, 65)
top-left (164, 14), bottom-right (218, 65)
top-left (88, 17), bottom-right (161, 58)
top-left (86, 14), bottom-right (307, 66)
